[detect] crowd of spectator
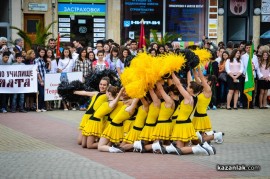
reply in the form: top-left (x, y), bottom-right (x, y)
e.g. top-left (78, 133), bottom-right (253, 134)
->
top-left (0, 35), bottom-right (270, 113)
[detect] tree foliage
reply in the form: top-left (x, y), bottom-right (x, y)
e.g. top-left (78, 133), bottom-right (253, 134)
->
top-left (146, 29), bottom-right (182, 46)
top-left (11, 21), bottom-right (57, 47)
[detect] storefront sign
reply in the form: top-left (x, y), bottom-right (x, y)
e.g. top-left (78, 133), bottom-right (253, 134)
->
top-left (44, 72), bottom-right (83, 101)
top-left (122, 0), bottom-right (163, 40)
top-left (0, 65), bottom-right (37, 93)
top-left (58, 4), bottom-right (106, 16)
top-left (59, 18), bottom-right (71, 22)
top-left (94, 18), bottom-right (105, 22)
top-left (93, 23), bottom-right (105, 27)
top-left (28, 3), bottom-right (48, 11)
top-left (60, 38), bottom-right (71, 42)
top-left (94, 33), bottom-right (105, 37)
top-left (93, 38), bottom-right (104, 42)
top-left (93, 28), bottom-right (105, 32)
top-left (79, 26), bottom-right (88, 33)
top-left (166, 0), bottom-right (206, 42)
top-left (59, 27), bottom-right (71, 32)
top-left (60, 33), bottom-right (70, 37)
top-left (228, 0), bottom-right (248, 16)
top-left (262, 15), bottom-right (270, 22)
top-left (58, 0), bottom-right (105, 3)
top-left (262, 0), bottom-right (270, 14)
top-left (59, 23), bottom-right (70, 27)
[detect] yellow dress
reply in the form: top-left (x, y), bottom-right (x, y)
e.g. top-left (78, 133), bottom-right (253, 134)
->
top-left (138, 102), bottom-right (160, 141)
top-left (123, 108), bottom-right (138, 135)
top-left (83, 101), bottom-right (115, 137)
top-left (171, 100), bottom-right (180, 130)
top-left (78, 93), bottom-right (107, 130)
top-left (152, 102), bottom-right (174, 140)
top-left (101, 104), bottom-right (131, 143)
top-left (124, 106), bottom-right (148, 144)
top-left (170, 96), bottom-right (198, 142)
top-left (192, 93), bottom-right (212, 132)
top-left (102, 101), bottom-right (124, 131)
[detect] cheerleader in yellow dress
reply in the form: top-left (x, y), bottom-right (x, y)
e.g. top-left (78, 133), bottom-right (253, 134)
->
top-left (120, 97), bottom-right (149, 152)
top-left (192, 68), bottom-right (212, 132)
top-left (169, 84), bottom-right (182, 129)
top-left (168, 72), bottom-right (214, 155)
top-left (151, 81), bottom-right (175, 154)
top-left (74, 77), bottom-right (110, 147)
top-left (98, 98), bottom-right (139, 153)
top-left (103, 101), bottom-right (124, 131)
top-left (138, 89), bottom-right (160, 152)
top-left (192, 68), bottom-right (224, 145)
top-left (123, 107), bottom-right (138, 136)
top-left (83, 86), bottom-right (124, 149)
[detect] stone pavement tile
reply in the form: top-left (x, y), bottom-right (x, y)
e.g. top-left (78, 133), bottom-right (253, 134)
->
top-left (0, 124), bottom-right (133, 179)
top-left (1, 109), bottom-right (270, 178)
top-left (0, 113), bottom-right (235, 179)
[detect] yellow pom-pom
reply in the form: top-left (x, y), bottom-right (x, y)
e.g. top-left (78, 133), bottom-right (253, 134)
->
top-left (158, 53), bottom-right (186, 76)
top-left (193, 48), bottom-right (212, 66)
top-left (125, 80), bottom-right (146, 98)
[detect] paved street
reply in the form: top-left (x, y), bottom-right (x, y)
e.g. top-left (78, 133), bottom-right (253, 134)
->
top-left (0, 108), bottom-right (270, 179)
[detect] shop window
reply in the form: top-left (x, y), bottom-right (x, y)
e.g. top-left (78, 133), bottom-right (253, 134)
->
top-left (166, 0), bottom-right (206, 42)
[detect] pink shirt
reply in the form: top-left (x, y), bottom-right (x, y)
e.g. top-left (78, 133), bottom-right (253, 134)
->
top-left (259, 64), bottom-right (270, 78)
top-left (225, 59), bottom-right (243, 75)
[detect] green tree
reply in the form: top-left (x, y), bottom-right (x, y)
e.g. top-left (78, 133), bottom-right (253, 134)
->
top-left (11, 21), bottom-right (57, 48)
top-left (146, 29), bottom-right (182, 46)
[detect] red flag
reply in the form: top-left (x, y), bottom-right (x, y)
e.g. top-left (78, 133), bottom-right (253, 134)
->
top-left (56, 33), bottom-right (61, 57)
top-left (138, 19), bottom-right (146, 49)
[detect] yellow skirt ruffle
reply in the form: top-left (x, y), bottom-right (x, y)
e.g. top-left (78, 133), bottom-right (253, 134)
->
top-left (123, 120), bottom-right (134, 134)
top-left (102, 120), bottom-right (109, 132)
top-left (101, 124), bottom-right (123, 143)
top-left (170, 123), bottom-right (198, 142)
top-left (123, 128), bottom-right (142, 144)
top-left (171, 119), bottom-right (177, 130)
top-left (151, 123), bottom-right (172, 140)
top-left (138, 126), bottom-right (155, 141)
top-left (79, 114), bottom-right (91, 130)
top-left (82, 119), bottom-right (103, 137)
top-left (192, 116), bottom-right (212, 132)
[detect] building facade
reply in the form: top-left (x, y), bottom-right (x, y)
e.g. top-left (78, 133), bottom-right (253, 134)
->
top-left (2, 0), bottom-right (269, 48)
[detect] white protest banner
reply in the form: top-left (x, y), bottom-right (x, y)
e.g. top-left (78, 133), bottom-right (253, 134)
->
top-left (44, 72), bottom-right (83, 101)
top-left (0, 65), bottom-right (37, 93)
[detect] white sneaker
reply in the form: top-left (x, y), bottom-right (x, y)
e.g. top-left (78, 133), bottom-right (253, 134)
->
top-left (202, 141), bottom-right (216, 155)
top-left (196, 131), bottom-right (203, 143)
top-left (152, 141), bottom-right (166, 154)
top-left (192, 144), bottom-right (210, 156)
top-left (214, 132), bottom-right (224, 144)
top-left (205, 131), bottom-right (214, 136)
top-left (72, 108), bottom-right (77, 111)
top-left (36, 109), bottom-right (41, 112)
top-left (133, 141), bottom-right (143, 153)
top-left (109, 145), bottom-right (124, 153)
top-left (165, 142), bottom-right (181, 155)
top-left (41, 109), bottom-right (47, 112)
top-left (64, 108), bottom-right (68, 111)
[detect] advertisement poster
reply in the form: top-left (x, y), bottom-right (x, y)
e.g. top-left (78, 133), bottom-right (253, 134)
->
top-left (44, 72), bottom-right (82, 101)
top-left (0, 65), bottom-right (37, 93)
top-left (122, 0), bottom-right (163, 41)
top-left (166, 0), bottom-right (206, 42)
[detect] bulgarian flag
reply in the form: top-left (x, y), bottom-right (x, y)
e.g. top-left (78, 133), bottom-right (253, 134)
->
top-left (56, 32), bottom-right (61, 58)
top-left (138, 19), bottom-right (146, 50)
top-left (244, 43), bottom-right (255, 107)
